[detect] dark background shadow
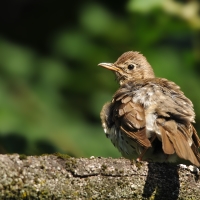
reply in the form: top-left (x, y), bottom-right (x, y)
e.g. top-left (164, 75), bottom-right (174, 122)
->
top-left (0, 0), bottom-right (199, 157)
top-left (143, 162), bottom-right (180, 200)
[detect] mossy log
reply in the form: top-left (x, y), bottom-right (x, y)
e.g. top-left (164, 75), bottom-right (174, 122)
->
top-left (0, 154), bottom-right (199, 199)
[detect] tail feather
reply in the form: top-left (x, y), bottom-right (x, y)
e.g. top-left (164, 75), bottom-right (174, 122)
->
top-left (156, 119), bottom-right (200, 167)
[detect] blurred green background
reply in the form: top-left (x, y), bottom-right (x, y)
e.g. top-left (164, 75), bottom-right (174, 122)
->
top-left (0, 0), bottom-right (199, 157)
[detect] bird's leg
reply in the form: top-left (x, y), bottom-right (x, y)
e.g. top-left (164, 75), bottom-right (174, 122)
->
top-left (136, 148), bottom-right (148, 161)
top-left (137, 134), bottom-right (157, 161)
top-left (165, 154), bottom-right (169, 162)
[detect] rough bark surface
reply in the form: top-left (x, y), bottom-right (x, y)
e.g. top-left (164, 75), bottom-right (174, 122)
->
top-left (0, 154), bottom-right (199, 199)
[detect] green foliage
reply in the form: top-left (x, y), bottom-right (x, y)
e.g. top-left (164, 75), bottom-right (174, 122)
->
top-left (0, 0), bottom-right (199, 157)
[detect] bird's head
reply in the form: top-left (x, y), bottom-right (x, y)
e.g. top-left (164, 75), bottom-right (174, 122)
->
top-left (98, 51), bottom-right (155, 85)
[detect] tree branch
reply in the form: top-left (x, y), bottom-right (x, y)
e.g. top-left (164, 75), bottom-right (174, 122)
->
top-left (0, 154), bottom-right (199, 199)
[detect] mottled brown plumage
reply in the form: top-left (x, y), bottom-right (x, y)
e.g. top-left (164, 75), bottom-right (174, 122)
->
top-left (99, 51), bottom-right (200, 166)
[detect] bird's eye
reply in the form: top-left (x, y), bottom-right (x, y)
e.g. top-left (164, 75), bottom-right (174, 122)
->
top-left (128, 64), bottom-right (135, 70)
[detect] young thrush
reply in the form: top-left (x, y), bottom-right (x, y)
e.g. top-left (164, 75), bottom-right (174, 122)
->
top-left (99, 51), bottom-right (200, 167)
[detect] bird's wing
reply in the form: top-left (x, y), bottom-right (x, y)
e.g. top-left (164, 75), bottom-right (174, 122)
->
top-left (156, 118), bottom-right (200, 166)
top-left (113, 79), bottom-right (200, 166)
top-left (152, 79), bottom-right (200, 166)
top-left (112, 93), bottom-right (151, 148)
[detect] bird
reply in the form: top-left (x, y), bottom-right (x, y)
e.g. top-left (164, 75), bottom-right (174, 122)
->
top-left (98, 51), bottom-right (200, 167)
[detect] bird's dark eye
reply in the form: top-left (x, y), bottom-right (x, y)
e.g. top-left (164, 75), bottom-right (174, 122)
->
top-left (128, 64), bottom-right (135, 70)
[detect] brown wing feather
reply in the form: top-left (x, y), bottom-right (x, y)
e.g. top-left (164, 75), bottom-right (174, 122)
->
top-left (157, 125), bottom-right (175, 154)
top-left (191, 124), bottom-right (200, 147)
top-left (120, 126), bottom-right (151, 147)
top-left (190, 125), bottom-right (200, 163)
top-left (113, 98), bottom-right (151, 148)
top-left (156, 118), bottom-right (200, 166)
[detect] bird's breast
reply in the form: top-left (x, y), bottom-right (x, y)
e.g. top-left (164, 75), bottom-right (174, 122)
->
top-left (106, 125), bottom-right (143, 159)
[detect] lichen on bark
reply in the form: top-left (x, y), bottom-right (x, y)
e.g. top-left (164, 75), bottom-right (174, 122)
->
top-left (0, 154), bottom-right (199, 199)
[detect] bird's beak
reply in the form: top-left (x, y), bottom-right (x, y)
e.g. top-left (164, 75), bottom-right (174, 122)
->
top-left (98, 63), bottom-right (120, 72)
